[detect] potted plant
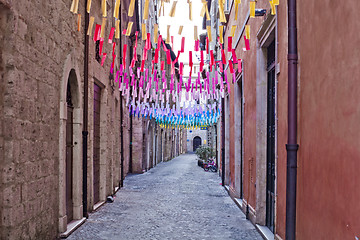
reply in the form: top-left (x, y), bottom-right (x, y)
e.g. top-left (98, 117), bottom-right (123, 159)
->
top-left (195, 145), bottom-right (215, 168)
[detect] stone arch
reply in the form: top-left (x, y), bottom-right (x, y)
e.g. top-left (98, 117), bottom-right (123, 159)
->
top-left (193, 136), bottom-right (202, 152)
top-left (58, 53), bottom-right (83, 233)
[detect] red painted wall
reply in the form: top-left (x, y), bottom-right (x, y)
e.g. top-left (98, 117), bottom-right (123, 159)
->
top-left (296, 1), bottom-right (360, 239)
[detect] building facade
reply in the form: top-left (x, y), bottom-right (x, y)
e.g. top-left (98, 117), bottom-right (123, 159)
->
top-left (0, 0), bottom-right (186, 239)
top-left (215, 0), bottom-right (360, 239)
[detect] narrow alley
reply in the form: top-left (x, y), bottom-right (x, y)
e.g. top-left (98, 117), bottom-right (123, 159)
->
top-left (68, 154), bottom-right (262, 240)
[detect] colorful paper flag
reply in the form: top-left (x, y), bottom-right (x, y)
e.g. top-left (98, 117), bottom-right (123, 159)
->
top-left (108, 27), bottom-right (115, 43)
top-left (115, 20), bottom-right (120, 39)
top-left (87, 0), bottom-right (92, 13)
top-left (230, 25), bottom-right (236, 37)
top-left (178, 26), bottom-right (183, 35)
top-left (142, 23), bottom-right (147, 40)
top-left (128, 0), bottom-right (136, 17)
top-left (87, 16), bottom-right (95, 36)
top-left (245, 25), bottom-right (250, 39)
top-left (70, 0), bottom-right (79, 14)
top-left (189, 2), bottom-right (193, 21)
top-left (270, 1), bottom-right (276, 15)
top-left (219, 25), bottom-right (224, 44)
top-left (166, 25), bottom-right (170, 43)
top-left (77, 14), bottom-right (81, 32)
top-left (250, 1), bottom-right (256, 18)
top-left (101, 0), bottom-right (107, 17)
top-left (194, 26), bottom-right (198, 40)
top-left (100, 18), bottom-right (106, 39)
top-left (144, 0), bottom-right (150, 19)
top-left (114, 0), bottom-right (120, 18)
top-left (169, 1), bottom-right (178, 17)
top-left (154, 24), bottom-right (158, 43)
top-left (228, 37), bottom-right (232, 52)
top-left (125, 22), bottom-right (133, 36)
top-left (206, 26), bottom-right (212, 42)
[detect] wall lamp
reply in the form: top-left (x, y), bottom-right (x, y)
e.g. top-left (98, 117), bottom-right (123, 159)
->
top-left (255, 9), bottom-right (267, 16)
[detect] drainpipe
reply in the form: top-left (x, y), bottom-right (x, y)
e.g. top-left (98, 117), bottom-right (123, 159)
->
top-left (82, 0), bottom-right (89, 218)
top-left (221, 93), bottom-right (225, 186)
top-left (286, 0), bottom-right (299, 239)
top-left (119, 1), bottom-right (124, 188)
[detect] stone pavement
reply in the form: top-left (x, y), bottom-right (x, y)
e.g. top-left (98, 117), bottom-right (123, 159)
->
top-left (68, 154), bottom-right (262, 240)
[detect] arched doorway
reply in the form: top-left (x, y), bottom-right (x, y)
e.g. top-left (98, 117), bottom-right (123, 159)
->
top-left (59, 59), bottom-right (83, 233)
top-left (193, 136), bottom-right (202, 152)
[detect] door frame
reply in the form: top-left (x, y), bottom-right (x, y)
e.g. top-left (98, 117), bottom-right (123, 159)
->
top-left (59, 54), bottom-right (83, 233)
top-left (255, 14), bottom-right (278, 228)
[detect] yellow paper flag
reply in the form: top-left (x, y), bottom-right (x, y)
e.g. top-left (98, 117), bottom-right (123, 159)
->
top-left (178, 25), bottom-right (184, 35)
top-left (125, 21), bottom-right (133, 36)
top-left (235, 3), bottom-right (239, 20)
top-left (142, 23), bottom-right (147, 40)
top-left (273, 0), bottom-right (279, 5)
top-left (218, 0), bottom-right (227, 23)
top-left (189, 2), bottom-right (193, 21)
top-left (230, 25), bottom-right (236, 37)
top-left (245, 25), bottom-right (250, 39)
top-left (200, 3), bottom-right (206, 17)
top-left (144, 0), bottom-right (150, 19)
top-left (270, 1), bottom-right (276, 15)
top-left (70, 0), bottom-right (79, 14)
top-left (114, 0), bottom-right (120, 18)
top-left (128, 0), bottom-right (135, 17)
top-left (115, 20), bottom-right (120, 39)
top-left (166, 25), bottom-right (171, 43)
top-left (219, 25), bottom-right (224, 44)
top-left (101, 0), bottom-right (107, 17)
top-left (250, 1), bottom-right (256, 18)
top-left (194, 26), bottom-right (198, 40)
top-left (100, 18), bottom-right (107, 39)
top-left (87, 16), bottom-right (95, 36)
top-left (206, 26), bottom-right (212, 42)
top-left (154, 24), bottom-right (158, 43)
top-left (77, 14), bottom-right (81, 32)
top-left (169, 1), bottom-right (178, 17)
top-left (87, 0), bottom-right (92, 13)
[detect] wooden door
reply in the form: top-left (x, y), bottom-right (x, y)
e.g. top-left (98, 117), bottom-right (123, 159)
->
top-left (266, 40), bottom-right (276, 233)
top-left (66, 85), bottom-right (74, 223)
top-left (93, 84), bottom-right (101, 204)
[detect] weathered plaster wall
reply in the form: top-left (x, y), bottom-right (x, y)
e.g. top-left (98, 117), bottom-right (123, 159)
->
top-left (296, 1), bottom-right (360, 239)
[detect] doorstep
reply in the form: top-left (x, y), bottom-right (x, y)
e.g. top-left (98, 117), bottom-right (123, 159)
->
top-left (59, 218), bottom-right (86, 238)
top-left (256, 224), bottom-right (275, 240)
top-left (93, 201), bottom-right (106, 211)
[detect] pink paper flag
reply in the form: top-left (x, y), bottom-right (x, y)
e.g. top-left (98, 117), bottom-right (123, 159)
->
top-left (166, 50), bottom-right (171, 64)
top-left (122, 44), bottom-right (127, 67)
top-left (194, 40), bottom-right (199, 51)
top-left (229, 60), bottom-right (234, 74)
top-left (108, 27), bottom-right (115, 43)
top-left (141, 60), bottom-right (145, 72)
top-left (232, 49), bottom-right (237, 63)
top-left (101, 53), bottom-right (107, 66)
top-left (180, 62), bottom-right (184, 75)
top-left (181, 37), bottom-right (185, 52)
top-left (244, 36), bottom-right (250, 50)
top-left (228, 37), bottom-right (232, 52)
top-left (94, 24), bottom-right (101, 42)
top-left (189, 51), bottom-right (193, 67)
top-left (161, 61), bottom-right (165, 71)
top-left (206, 37), bottom-right (209, 54)
top-left (237, 59), bottom-right (242, 73)
top-left (221, 49), bottom-right (226, 64)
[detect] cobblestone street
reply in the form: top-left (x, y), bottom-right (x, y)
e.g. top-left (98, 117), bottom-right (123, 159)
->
top-left (68, 154), bottom-right (262, 240)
